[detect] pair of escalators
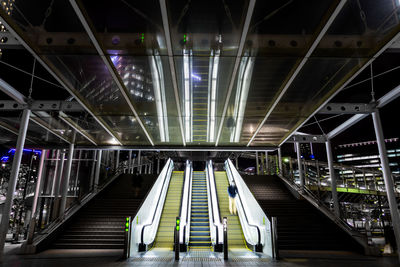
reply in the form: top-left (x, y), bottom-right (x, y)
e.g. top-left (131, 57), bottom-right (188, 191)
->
top-left (129, 159), bottom-right (272, 257)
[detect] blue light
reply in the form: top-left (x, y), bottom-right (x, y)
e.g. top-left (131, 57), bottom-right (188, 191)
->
top-left (7, 148), bottom-right (42, 155)
top-left (310, 154), bottom-right (315, 159)
top-left (1, 156), bottom-right (9, 162)
top-left (300, 155), bottom-right (304, 159)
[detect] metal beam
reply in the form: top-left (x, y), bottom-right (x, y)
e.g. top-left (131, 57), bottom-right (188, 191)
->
top-left (59, 111), bottom-right (98, 146)
top-left (0, 8), bottom-right (123, 146)
top-left (287, 134), bottom-right (327, 143)
top-left (0, 100), bottom-right (84, 111)
top-left (0, 78), bottom-right (27, 103)
top-left (327, 84), bottom-right (400, 139)
top-left (74, 146), bottom-right (277, 152)
top-left (0, 120), bottom-right (36, 143)
top-left (318, 103), bottom-right (375, 114)
top-left (247, 0), bottom-right (347, 146)
top-left (280, 29), bottom-right (400, 147)
top-left (69, 0), bottom-right (154, 146)
top-left (215, 0), bottom-right (256, 146)
top-left (159, 0), bottom-right (186, 146)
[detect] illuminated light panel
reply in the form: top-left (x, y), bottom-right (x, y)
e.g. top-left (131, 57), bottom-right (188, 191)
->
top-left (150, 52), bottom-right (169, 142)
top-left (230, 56), bottom-right (254, 143)
top-left (208, 49), bottom-right (220, 142)
top-left (183, 49), bottom-right (192, 142)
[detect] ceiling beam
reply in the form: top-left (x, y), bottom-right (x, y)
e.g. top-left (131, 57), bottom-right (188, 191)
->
top-left (326, 83), bottom-right (400, 139)
top-left (215, 0), bottom-right (256, 146)
top-left (247, 0), bottom-right (347, 146)
top-left (69, 0), bottom-right (154, 146)
top-left (0, 120), bottom-right (36, 143)
top-left (0, 8), bottom-right (123, 146)
top-left (74, 146), bottom-right (277, 152)
top-left (159, 0), bottom-right (186, 146)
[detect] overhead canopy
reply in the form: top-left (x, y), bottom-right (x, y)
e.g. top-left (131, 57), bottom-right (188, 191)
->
top-left (0, 0), bottom-right (399, 148)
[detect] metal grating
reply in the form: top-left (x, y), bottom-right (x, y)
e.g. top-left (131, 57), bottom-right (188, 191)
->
top-left (130, 257), bottom-right (173, 262)
top-left (230, 257), bottom-right (270, 262)
top-left (182, 257), bottom-right (221, 262)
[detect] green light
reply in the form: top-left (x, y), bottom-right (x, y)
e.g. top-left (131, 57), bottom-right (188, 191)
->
top-left (141, 33), bottom-right (144, 43)
top-left (125, 229), bottom-right (129, 232)
top-left (176, 219), bottom-right (180, 224)
top-left (125, 222), bottom-right (129, 228)
top-left (176, 226), bottom-right (180, 231)
top-left (126, 217), bottom-right (129, 222)
top-left (183, 34), bottom-right (186, 43)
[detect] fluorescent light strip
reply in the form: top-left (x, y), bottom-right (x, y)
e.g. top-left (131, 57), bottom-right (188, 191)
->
top-left (209, 49), bottom-right (220, 142)
top-left (150, 54), bottom-right (169, 142)
top-left (183, 49), bottom-right (192, 142)
top-left (231, 56), bottom-right (254, 142)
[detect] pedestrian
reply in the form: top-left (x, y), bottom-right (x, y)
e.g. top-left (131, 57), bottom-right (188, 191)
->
top-left (227, 181), bottom-right (238, 215)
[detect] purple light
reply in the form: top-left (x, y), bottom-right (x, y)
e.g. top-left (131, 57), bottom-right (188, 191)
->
top-left (191, 74), bottom-right (201, 81)
top-left (110, 56), bottom-right (119, 65)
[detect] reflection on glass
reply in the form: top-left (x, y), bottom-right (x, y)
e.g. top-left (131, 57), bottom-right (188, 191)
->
top-left (183, 48), bottom-right (192, 143)
top-left (208, 49), bottom-right (220, 142)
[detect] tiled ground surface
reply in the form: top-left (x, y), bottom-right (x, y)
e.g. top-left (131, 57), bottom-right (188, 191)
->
top-left (1, 244), bottom-right (399, 267)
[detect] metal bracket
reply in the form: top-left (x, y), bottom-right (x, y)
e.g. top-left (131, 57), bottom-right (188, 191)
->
top-left (319, 103), bottom-right (375, 114)
top-left (0, 100), bottom-right (84, 111)
top-left (0, 31), bottom-right (21, 48)
top-left (288, 134), bottom-right (327, 143)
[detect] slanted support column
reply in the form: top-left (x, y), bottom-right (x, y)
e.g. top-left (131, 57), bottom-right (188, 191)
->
top-left (255, 151), bottom-right (259, 175)
top-left (94, 150), bottom-right (102, 191)
top-left (59, 141), bottom-right (75, 218)
top-left (372, 110), bottom-right (400, 260)
top-left (90, 150), bottom-right (97, 190)
top-left (325, 139), bottom-right (340, 217)
top-left (295, 142), bottom-right (304, 190)
top-left (53, 150), bottom-right (66, 199)
top-left (157, 157), bottom-right (160, 174)
top-left (235, 156), bottom-right (239, 169)
top-left (278, 147), bottom-right (282, 174)
top-left (26, 149), bottom-right (47, 244)
top-left (0, 109), bottom-right (30, 257)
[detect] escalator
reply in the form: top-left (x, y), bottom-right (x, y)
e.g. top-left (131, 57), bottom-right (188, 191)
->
top-left (214, 171), bottom-right (246, 249)
top-left (188, 171), bottom-right (211, 249)
top-left (153, 171), bottom-right (184, 249)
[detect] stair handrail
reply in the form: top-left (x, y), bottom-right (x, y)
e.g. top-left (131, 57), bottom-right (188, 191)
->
top-left (206, 160), bottom-right (223, 247)
top-left (129, 158), bottom-right (173, 252)
top-left (179, 160), bottom-right (192, 245)
top-left (225, 159), bottom-right (273, 256)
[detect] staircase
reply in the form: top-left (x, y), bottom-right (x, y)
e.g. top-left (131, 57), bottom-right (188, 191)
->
top-left (51, 173), bottom-right (156, 249)
top-left (189, 171), bottom-right (211, 248)
top-left (242, 175), bottom-right (363, 252)
top-left (153, 171), bottom-right (184, 249)
top-left (214, 171), bottom-right (246, 249)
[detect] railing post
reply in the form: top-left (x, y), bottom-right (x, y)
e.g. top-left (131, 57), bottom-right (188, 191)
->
top-left (138, 150), bottom-right (142, 174)
top-left (255, 151), bottom-right (259, 175)
top-left (157, 157), bottom-right (160, 174)
top-left (325, 139), bottom-right (340, 217)
top-left (0, 109), bottom-right (30, 259)
top-left (27, 149), bottom-right (47, 244)
top-left (94, 150), bottom-right (102, 191)
top-left (278, 147), bottom-right (282, 175)
top-left (116, 150), bottom-right (120, 171)
top-left (223, 217), bottom-right (228, 260)
top-left (271, 217), bottom-right (279, 260)
top-left (123, 216), bottom-right (131, 259)
top-left (265, 151), bottom-right (268, 175)
top-left (59, 141), bottom-right (75, 219)
top-left (128, 150), bottom-right (132, 174)
top-left (175, 217), bottom-right (180, 261)
top-left (372, 110), bottom-right (400, 261)
top-left (295, 142), bottom-right (304, 190)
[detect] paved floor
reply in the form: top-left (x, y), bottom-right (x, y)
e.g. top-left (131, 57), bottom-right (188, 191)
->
top-left (1, 244), bottom-right (399, 266)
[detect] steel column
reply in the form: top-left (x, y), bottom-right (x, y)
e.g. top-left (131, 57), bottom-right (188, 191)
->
top-left (53, 150), bottom-right (65, 199)
top-left (255, 152), bottom-right (259, 175)
top-left (0, 109), bottom-right (30, 257)
top-left (295, 142), bottom-right (304, 189)
top-left (138, 150), bottom-right (142, 174)
top-left (278, 147), bottom-right (282, 174)
top-left (157, 157), bottom-right (160, 174)
top-left (59, 142), bottom-right (75, 218)
top-left (94, 150), bottom-right (102, 191)
top-left (89, 150), bottom-right (97, 191)
top-left (265, 151), bottom-right (268, 175)
top-left (116, 150), bottom-right (120, 171)
top-left (128, 150), bottom-right (132, 174)
top-left (26, 149), bottom-right (47, 244)
top-left (325, 139), bottom-right (340, 217)
top-left (372, 110), bottom-right (400, 261)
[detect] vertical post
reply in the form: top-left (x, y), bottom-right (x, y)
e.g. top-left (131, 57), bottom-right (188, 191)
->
top-left (157, 157), bottom-right (160, 174)
top-left (94, 150), bottom-right (102, 191)
top-left (138, 150), bottom-right (142, 174)
top-left (74, 150), bottom-right (82, 196)
top-left (26, 149), bottom-right (47, 244)
top-left (116, 150), bottom-right (120, 172)
top-left (128, 150), bottom-right (132, 174)
top-left (59, 141), bottom-right (75, 218)
top-left (295, 142), bottom-right (304, 189)
top-left (255, 151), bottom-right (259, 175)
top-left (50, 150), bottom-right (60, 196)
top-left (223, 217), bottom-right (228, 260)
top-left (372, 110), bottom-right (400, 261)
top-left (278, 147), bottom-right (282, 175)
top-left (0, 109), bottom-right (30, 256)
top-left (53, 150), bottom-right (66, 199)
top-left (235, 156), bottom-right (239, 170)
top-left (325, 139), bottom-right (340, 217)
top-left (265, 151), bottom-right (268, 175)
top-left (89, 150), bottom-right (97, 190)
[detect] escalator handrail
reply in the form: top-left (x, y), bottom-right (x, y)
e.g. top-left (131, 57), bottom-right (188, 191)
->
top-left (184, 164), bottom-right (192, 244)
top-left (179, 161), bottom-right (192, 244)
top-left (140, 159), bottom-right (174, 244)
top-left (225, 159), bottom-right (261, 246)
top-left (206, 161), bottom-right (222, 244)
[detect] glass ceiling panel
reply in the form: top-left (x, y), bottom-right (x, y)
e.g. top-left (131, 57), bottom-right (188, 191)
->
top-left (245, 0), bottom-right (336, 57)
top-left (218, 56), bottom-right (299, 146)
top-left (81, 0), bottom-right (166, 56)
top-left (167, 0), bottom-right (249, 56)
